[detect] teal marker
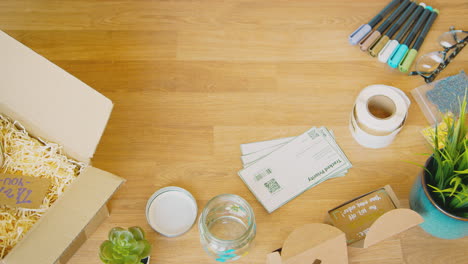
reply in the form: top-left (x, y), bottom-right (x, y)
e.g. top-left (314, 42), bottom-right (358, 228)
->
top-left (388, 6), bottom-right (432, 68)
top-left (399, 9), bottom-right (439, 72)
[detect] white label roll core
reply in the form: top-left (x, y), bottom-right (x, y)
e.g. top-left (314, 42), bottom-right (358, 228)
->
top-left (350, 85), bottom-right (410, 149)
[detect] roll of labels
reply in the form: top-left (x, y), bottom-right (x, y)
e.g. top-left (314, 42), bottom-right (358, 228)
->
top-left (350, 85), bottom-right (410, 149)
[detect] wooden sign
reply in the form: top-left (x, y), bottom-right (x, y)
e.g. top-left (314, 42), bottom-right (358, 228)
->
top-left (0, 173), bottom-right (51, 209)
top-left (328, 188), bottom-right (397, 245)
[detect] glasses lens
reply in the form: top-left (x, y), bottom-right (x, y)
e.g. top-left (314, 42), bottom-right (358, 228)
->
top-left (416, 51), bottom-right (445, 74)
top-left (438, 30), bottom-right (468, 48)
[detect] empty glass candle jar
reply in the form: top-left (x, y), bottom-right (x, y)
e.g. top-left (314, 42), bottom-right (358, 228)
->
top-left (199, 194), bottom-right (256, 262)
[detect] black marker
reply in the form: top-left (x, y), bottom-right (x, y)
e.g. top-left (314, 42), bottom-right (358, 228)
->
top-left (349, 0), bottom-right (403, 45)
top-left (360, 0), bottom-right (411, 52)
top-left (388, 6), bottom-right (433, 68)
top-left (399, 8), bottom-right (439, 72)
top-left (369, 1), bottom-right (418, 57)
top-left (378, 3), bottom-right (425, 62)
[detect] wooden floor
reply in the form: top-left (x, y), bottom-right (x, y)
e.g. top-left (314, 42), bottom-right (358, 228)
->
top-left (2, 0), bottom-right (468, 263)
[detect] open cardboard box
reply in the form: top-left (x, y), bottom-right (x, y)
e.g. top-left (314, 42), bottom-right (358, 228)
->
top-left (266, 186), bottom-right (423, 264)
top-left (0, 31), bottom-right (125, 264)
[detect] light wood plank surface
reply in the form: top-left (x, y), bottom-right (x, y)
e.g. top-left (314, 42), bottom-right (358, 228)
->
top-left (1, 0), bottom-right (467, 263)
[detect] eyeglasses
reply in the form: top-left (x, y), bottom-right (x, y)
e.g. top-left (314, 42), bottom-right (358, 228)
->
top-left (410, 27), bottom-right (468, 83)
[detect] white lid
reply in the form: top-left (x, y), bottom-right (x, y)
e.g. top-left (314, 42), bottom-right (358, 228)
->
top-left (146, 187), bottom-right (197, 237)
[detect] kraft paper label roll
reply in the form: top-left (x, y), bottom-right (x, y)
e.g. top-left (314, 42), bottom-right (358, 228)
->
top-left (350, 85), bottom-right (410, 149)
top-left (355, 85), bottom-right (410, 132)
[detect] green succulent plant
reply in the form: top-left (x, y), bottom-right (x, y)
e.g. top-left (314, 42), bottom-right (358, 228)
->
top-left (99, 226), bottom-right (152, 264)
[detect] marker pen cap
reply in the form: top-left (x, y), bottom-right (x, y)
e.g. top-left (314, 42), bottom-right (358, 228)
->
top-left (378, 40), bottom-right (400, 63)
top-left (388, 44), bottom-right (408, 68)
top-left (370, 35), bottom-right (390, 57)
top-left (360, 31), bottom-right (381, 52)
top-left (349, 24), bottom-right (372, 45)
top-left (426, 6), bottom-right (433, 11)
top-left (399, 49), bottom-right (418, 73)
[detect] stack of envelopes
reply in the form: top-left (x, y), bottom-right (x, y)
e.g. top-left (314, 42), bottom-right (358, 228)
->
top-left (238, 127), bottom-right (352, 213)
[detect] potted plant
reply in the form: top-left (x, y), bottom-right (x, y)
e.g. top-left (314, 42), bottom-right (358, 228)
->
top-left (99, 226), bottom-right (152, 264)
top-left (410, 100), bottom-right (468, 239)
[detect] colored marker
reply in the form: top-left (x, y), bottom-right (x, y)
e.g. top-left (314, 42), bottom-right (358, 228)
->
top-left (360, 0), bottom-right (411, 52)
top-left (349, 0), bottom-right (403, 45)
top-left (369, 1), bottom-right (418, 57)
top-left (378, 3), bottom-right (425, 63)
top-left (399, 9), bottom-right (439, 72)
top-left (387, 6), bottom-right (432, 68)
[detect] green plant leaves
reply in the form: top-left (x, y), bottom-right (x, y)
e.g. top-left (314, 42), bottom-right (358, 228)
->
top-left (109, 227), bottom-right (126, 243)
top-left (123, 255), bottom-right (139, 264)
top-left (421, 96), bottom-right (468, 218)
top-left (99, 227), bottom-right (151, 264)
top-left (128, 226), bottom-right (145, 241)
top-left (99, 240), bottom-right (115, 261)
top-left (449, 177), bottom-right (462, 196)
top-left (140, 240), bottom-right (152, 258)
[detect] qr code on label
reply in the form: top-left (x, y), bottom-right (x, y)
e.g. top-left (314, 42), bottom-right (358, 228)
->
top-left (264, 178), bottom-right (281, 194)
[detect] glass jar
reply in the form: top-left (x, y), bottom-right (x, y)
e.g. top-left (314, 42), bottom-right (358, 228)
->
top-left (199, 194), bottom-right (256, 262)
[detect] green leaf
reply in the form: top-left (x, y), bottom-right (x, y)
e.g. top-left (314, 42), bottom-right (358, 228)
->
top-left (139, 240), bottom-right (152, 259)
top-left (129, 240), bottom-right (145, 256)
top-left (108, 258), bottom-right (124, 264)
top-left (428, 184), bottom-right (447, 205)
top-left (123, 255), bottom-right (139, 264)
top-left (113, 252), bottom-right (124, 260)
top-left (129, 226), bottom-right (145, 241)
top-left (109, 227), bottom-right (126, 243)
top-left (459, 211), bottom-right (468, 218)
top-left (403, 161), bottom-right (433, 177)
top-left (454, 169), bottom-right (468, 174)
top-left (122, 231), bottom-right (135, 243)
top-left (449, 177), bottom-right (462, 196)
top-left (99, 253), bottom-right (110, 264)
top-left (100, 241), bottom-right (114, 260)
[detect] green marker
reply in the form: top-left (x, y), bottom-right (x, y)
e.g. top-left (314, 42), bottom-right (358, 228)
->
top-left (399, 9), bottom-right (439, 72)
top-left (378, 3), bottom-right (425, 63)
top-left (369, 1), bottom-right (418, 57)
top-left (387, 6), bottom-right (432, 68)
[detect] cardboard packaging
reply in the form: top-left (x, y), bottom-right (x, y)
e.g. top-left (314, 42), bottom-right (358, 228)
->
top-left (266, 223), bottom-right (348, 264)
top-left (331, 185), bottom-right (423, 249)
top-left (266, 186), bottom-right (423, 263)
top-left (0, 31), bottom-right (125, 264)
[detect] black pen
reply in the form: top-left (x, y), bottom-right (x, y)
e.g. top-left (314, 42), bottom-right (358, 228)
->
top-left (369, 1), bottom-right (418, 57)
top-left (349, 0), bottom-right (403, 45)
top-left (378, 3), bottom-right (425, 62)
top-left (399, 9), bottom-right (439, 72)
top-left (360, 0), bottom-right (411, 52)
top-left (387, 6), bottom-right (433, 68)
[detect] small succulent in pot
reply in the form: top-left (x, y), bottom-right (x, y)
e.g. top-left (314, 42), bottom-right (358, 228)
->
top-left (99, 226), bottom-right (152, 264)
